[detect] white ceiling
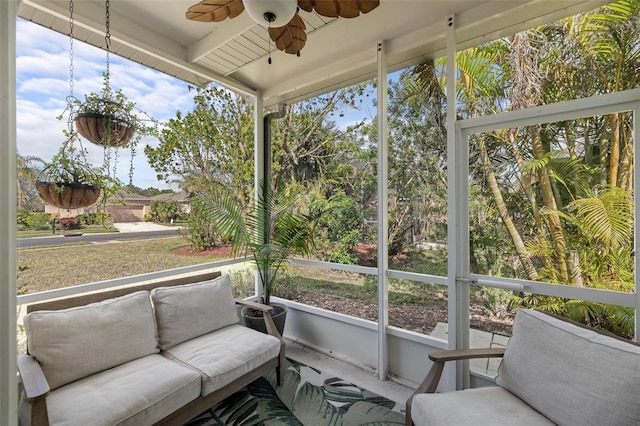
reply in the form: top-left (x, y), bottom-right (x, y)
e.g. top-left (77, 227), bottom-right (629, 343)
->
top-left (19, 0), bottom-right (610, 108)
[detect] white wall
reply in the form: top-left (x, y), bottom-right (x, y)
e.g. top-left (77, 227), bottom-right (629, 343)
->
top-left (277, 297), bottom-right (450, 387)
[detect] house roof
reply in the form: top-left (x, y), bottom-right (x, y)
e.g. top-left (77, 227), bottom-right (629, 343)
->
top-left (18, 0), bottom-right (609, 108)
top-left (117, 189), bottom-right (149, 200)
top-left (150, 191), bottom-right (190, 202)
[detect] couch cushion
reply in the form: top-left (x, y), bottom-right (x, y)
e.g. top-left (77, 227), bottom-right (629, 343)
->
top-left (23, 291), bottom-right (159, 390)
top-left (412, 386), bottom-right (554, 426)
top-left (41, 354), bottom-right (201, 426)
top-left (162, 324), bottom-right (281, 396)
top-left (496, 309), bottom-right (640, 426)
top-left (151, 275), bottom-right (240, 350)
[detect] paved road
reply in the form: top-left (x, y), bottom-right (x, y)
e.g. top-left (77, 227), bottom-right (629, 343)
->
top-left (18, 229), bottom-right (180, 248)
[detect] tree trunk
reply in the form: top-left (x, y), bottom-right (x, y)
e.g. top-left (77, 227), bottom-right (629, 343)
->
top-left (609, 112), bottom-right (621, 186)
top-left (529, 125), bottom-right (568, 281)
top-left (479, 137), bottom-right (538, 280)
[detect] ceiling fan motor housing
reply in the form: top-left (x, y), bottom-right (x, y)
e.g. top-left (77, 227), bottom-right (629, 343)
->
top-left (244, 0), bottom-right (297, 27)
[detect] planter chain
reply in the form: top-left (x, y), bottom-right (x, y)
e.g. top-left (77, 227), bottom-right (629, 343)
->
top-left (68, 0), bottom-right (74, 101)
top-left (104, 0), bottom-right (111, 86)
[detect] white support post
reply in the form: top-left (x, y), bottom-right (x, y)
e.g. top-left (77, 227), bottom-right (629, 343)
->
top-left (254, 93), bottom-right (264, 297)
top-left (376, 40), bottom-right (389, 381)
top-left (445, 13), bottom-right (470, 391)
top-left (634, 105), bottom-right (640, 342)
top-left (1, 1), bottom-right (18, 424)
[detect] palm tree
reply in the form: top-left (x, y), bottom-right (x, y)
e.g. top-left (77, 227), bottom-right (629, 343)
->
top-left (195, 180), bottom-right (319, 305)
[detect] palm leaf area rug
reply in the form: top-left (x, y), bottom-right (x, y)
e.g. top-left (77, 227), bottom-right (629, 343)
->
top-left (185, 358), bottom-right (405, 426)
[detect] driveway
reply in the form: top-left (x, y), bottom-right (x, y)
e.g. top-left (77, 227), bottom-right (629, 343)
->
top-left (18, 223), bottom-right (182, 248)
top-left (113, 222), bottom-right (182, 233)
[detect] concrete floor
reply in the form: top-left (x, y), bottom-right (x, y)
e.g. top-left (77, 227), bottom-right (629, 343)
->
top-left (284, 340), bottom-right (415, 409)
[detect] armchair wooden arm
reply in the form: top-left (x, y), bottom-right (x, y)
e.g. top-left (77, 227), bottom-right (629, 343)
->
top-left (17, 354), bottom-right (50, 426)
top-left (405, 348), bottom-right (505, 426)
top-left (235, 299), bottom-right (286, 385)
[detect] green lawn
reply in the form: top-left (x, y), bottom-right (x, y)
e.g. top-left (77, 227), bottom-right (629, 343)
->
top-left (17, 237), bottom-right (228, 294)
top-left (19, 236), bottom-right (451, 299)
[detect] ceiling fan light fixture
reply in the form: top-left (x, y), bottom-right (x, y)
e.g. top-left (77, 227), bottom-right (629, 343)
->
top-left (244, 0), bottom-right (297, 27)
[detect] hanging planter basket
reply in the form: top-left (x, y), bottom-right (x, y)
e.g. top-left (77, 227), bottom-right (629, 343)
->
top-left (35, 181), bottom-right (101, 209)
top-left (74, 112), bottom-right (135, 148)
top-left (35, 142), bottom-right (108, 210)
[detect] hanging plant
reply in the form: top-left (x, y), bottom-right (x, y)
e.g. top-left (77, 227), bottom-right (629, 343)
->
top-left (36, 133), bottom-right (121, 209)
top-left (74, 0), bottom-right (156, 150)
top-left (71, 73), bottom-right (156, 149)
top-left (73, 86), bottom-right (135, 147)
top-left (62, 0), bottom-right (157, 189)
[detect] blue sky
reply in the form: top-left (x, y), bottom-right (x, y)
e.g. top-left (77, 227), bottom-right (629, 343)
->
top-left (16, 18), bottom-right (195, 190)
top-left (16, 18), bottom-right (376, 191)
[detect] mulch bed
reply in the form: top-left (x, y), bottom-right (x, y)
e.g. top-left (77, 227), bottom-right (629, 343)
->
top-left (283, 289), bottom-right (513, 336)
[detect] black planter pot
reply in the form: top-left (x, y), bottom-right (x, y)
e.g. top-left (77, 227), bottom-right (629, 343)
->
top-left (241, 302), bottom-right (287, 336)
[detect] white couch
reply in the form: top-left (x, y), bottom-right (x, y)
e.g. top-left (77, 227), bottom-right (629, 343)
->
top-left (18, 273), bottom-right (285, 426)
top-left (408, 309), bottom-right (640, 426)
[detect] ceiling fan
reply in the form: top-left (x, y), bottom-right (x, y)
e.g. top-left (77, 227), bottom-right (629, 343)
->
top-left (186, 0), bottom-right (380, 59)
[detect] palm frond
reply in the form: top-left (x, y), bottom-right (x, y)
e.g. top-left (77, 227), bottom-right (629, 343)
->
top-left (568, 185), bottom-right (632, 249)
top-left (195, 179), bottom-right (320, 304)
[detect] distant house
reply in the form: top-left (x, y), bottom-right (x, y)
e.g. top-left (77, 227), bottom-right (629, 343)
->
top-left (109, 190), bottom-right (152, 222)
top-left (42, 190), bottom-right (191, 222)
top-left (150, 191), bottom-right (192, 214)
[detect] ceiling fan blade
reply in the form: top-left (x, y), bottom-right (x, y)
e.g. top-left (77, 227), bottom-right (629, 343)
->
top-left (268, 13), bottom-right (307, 55)
top-left (297, 0), bottom-right (380, 18)
top-left (186, 0), bottom-right (245, 22)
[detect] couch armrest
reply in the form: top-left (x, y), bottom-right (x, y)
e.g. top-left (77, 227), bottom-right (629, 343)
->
top-left (235, 299), bottom-right (281, 338)
top-left (235, 299), bottom-right (286, 385)
top-left (17, 354), bottom-right (50, 426)
top-left (405, 348), bottom-right (506, 426)
top-left (429, 348), bottom-right (506, 363)
top-left (235, 299), bottom-right (274, 313)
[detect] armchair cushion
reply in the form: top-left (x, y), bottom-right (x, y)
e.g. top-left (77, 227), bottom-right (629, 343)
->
top-left (23, 291), bottom-right (158, 390)
top-left (496, 309), bottom-right (640, 426)
top-left (412, 386), bottom-right (554, 426)
top-left (151, 275), bottom-right (239, 350)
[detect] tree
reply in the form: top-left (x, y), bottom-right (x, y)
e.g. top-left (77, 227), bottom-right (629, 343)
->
top-left (124, 185), bottom-right (173, 197)
top-left (146, 85), bottom-right (366, 206)
top-left (17, 153), bottom-right (43, 210)
top-left (145, 86), bottom-right (255, 207)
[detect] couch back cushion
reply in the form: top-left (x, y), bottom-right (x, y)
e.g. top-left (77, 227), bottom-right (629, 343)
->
top-left (24, 291), bottom-right (159, 390)
top-left (496, 309), bottom-right (640, 426)
top-left (151, 275), bottom-right (239, 350)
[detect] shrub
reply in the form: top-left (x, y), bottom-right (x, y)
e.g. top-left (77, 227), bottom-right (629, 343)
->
top-left (95, 212), bottom-right (113, 225)
top-left (59, 217), bottom-right (81, 231)
top-left (77, 212), bottom-right (112, 226)
top-left (25, 212), bottom-right (51, 230)
top-left (181, 199), bottom-right (224, 251)
top-left (17, 209), bottom-right (30, 227)
top-left (151, 200), bottom-right (181, 223)
top-left (328, 229), bottom-right (360, 264)
top-left (312, 189), bottom-right (369, 264)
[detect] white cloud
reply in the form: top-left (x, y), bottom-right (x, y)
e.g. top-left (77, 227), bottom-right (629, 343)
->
top-left (17, 18), bottom-right (195, 190)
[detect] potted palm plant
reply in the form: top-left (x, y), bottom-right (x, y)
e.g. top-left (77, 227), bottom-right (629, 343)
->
top-left (36, 134), bottom-right (121, 209)
top-left (196, 180), bottom-right (319, 335)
